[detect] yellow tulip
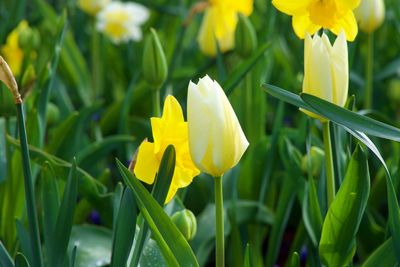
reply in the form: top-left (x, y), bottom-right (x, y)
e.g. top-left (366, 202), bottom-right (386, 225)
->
top-left (272, 0), bottom-right (361, 41)
top-left (187, 75), bottom-right (249, 177)
top-left (354, 0), bottom-right (385, 33)
top-left (302, 32), bottom-right (348, 120)
top-left (78, 0), bottom-right (110, 15)
top-left (134, 95), bottom-right (200, 203)
top-left (1, 21), bottom-right (29, 76)
top-left (197, 0), bottom-right (253, 56)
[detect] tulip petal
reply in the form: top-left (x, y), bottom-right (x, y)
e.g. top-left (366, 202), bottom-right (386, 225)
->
top-left (331, 31), bottom-right (348, 107)
top-left (134, 141), bottom-right (158, 184)
top-left (292, 14), bottom-right (321, 39)
top-left (330, 10), bottom-right (358, 41)
top-left (272, 0), bottom-right (312, 15)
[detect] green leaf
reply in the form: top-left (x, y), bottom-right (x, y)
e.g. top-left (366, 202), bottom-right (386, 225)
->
top-left (48, 159), bottom-right (78, 267)
top-left (0, 241), bottom-right (14, 267)
top-left (15, 220), bottom-right (32, 265)
top-left (225, 42), bottom-right (270, 95)
top-left (362, 238), bottom-right (399, 267)
top-left (68, 225), bottom-right (112, 267)
top-left (301, 93), bottom-right (400, 142)
top-left (244, 244), bottom-right (252, 267)
top-left (0, 118), bottom-right (7, 182)
top-left (15, 253), bottom-right (30, 267)
top-left (116, 159), bottom-right (199, 267)
top-left (46, 112), bottom-right (79, 154)
top-left (139, 239), bottom-right (167, 267)
top-left (302, 178), bottom-right (323, 247)
top-left (319, 145), bottom-right (370, 267)
top-left (110, 187), bottom-right (137, 267)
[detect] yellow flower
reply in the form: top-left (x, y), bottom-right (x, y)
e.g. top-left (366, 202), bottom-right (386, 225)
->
top-left (1, 21), bottom-right (29, 76)
top-left (134, 95), bottom-right (200, 203)
top-left (198, 0), bottom-right (253, 56)
top-left (96, 1), bottom-right (150, 44)
top-left (272, 0), bottom-right (361, 41)
top-left (354, 0), bottom-right (385, 33)
top-left (187, 75), bottom-right (249, 177)
top-left (302, 32), bottom-right (348, 120)
top-left (78, 0), bottom-right (110, 16)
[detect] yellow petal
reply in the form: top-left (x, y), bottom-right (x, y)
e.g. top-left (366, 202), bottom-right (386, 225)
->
top-left (134, 141), bottom-right (159, 184)
top-left (292, 14), bottom-right (321, 39)
top-left (165, 184), bottom-right (178, 203)
top-left (161, 95), bottom-right (184, 122)
top-left (230, 0), bottom-right (253, 16)
top-left (272, 0), bottom-right (312, 15)
top-left (336, 0), bottom-right (361, 10)
top-left (330, 11), bottom-right (358, 41)
top-left (330, 31), bottom-right (348, 107)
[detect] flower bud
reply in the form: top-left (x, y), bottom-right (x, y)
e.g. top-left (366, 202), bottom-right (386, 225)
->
top-left (235, 13), bottom-right (257, 58)
top-left (187, 75), bottom-right (249, 177)
top-left (171, 209), bottom-right (197, 241)
top-left (46, 102), bottom-right (60, 126)
top-left (0, 56), bottom-right (20, 103)
top-left (142, 28), bottom-right (168, 89)
top-left (301, 32), bottom-right (348, 121)
top-left (355, 0), bottom-right (385, 33)
top-left (78, 0), bottom-right (110, 16)
top-left (301, 146), bottom-right (325, 177)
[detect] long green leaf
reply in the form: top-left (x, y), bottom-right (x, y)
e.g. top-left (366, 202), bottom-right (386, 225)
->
top-left (301, 93), bottom-right (400, 142)
top-left (116, 159), bottom-right (199, 267)
top-left (0, 241), bottom-right (14, 267)
top-left (110, 187), bottom-right (137, 267)
top-left (319, 145), bottom-right (370, 267)
top-left (48, 159), bottom-right (78, 267)
top-left (225, 42), bottom-right (270, 95)
top-left (15, 253), bottom-right (30, 267)
top-left (362, 238), bottom-right (398, 267)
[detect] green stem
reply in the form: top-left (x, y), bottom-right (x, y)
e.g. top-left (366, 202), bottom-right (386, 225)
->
top-left (322, 121), bottom-right (335, 207)
top-left (16, 103), bottom-right (43, 267)
top-left (214, 175), bottom-right (224, 267)
top-left (152, 89), bottom-right (161, 117)
top-left (91, 19), bottom-right (102, 99)
top-left (364, 33), bottom-right (374, 109)
top-left (244, 73), bottom-right (253, 142)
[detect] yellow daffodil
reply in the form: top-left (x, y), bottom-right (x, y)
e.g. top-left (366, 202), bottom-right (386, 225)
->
top-left (1, 21), bottom-right (29, 76)
top-left (302, 32), bottom-right (348, 120)
top-left (78, 0), bottom-right (110, 16)
top-left (198, 0), bottom-right (253, 56)
top-left (272, 0), bottom-right (361, 41)
top-left (96, 1), bottom-right (150, 44)
top-left (187, 75), bottom-right (249, 177)
top-left (134, 95), bottom-right (200, 203)
top-left (354, 0), bottom-right (385, 33)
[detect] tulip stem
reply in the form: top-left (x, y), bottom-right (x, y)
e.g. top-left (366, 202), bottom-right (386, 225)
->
top-left (322, 121), bottom-right (335, 207)
top-left (17, 103), bottom-right (43, 267)
top-left (152, 89), bottom-right (161, 117)
top-left (365, 33), bottom-right (374, 109)
top-left (214, 175), bottom-right (224, 267)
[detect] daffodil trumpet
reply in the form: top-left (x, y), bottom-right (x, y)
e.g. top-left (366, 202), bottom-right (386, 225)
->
top-left (0, 56), bottom-right (43, 266)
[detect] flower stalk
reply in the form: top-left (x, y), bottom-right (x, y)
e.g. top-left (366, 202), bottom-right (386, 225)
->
top-left (322, 121), bottom-right (335, 206)
top-left (364, 33), bottom-right (374, 109)
top-left (214, 175), bottom-right (224, 267)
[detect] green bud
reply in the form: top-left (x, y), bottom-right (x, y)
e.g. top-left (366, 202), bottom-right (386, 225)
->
top-left (21, 65), bottom-right (36, 92)
top-left (171, 209), bottom-right (197, 241)
top-left (142, 28), bottom-right (168, 89)
top-left (46, 102), bottom-right (60, 126)
top-left (388, 79), bottom-right (400, 103)
top-left (235, 14), bottom-right (257, 58)
top-left (301, 146), bottom-right (325, 177)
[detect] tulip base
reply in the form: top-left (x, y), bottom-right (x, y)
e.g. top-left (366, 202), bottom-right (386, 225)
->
top-left (214, 175), bottom-right (224, 267)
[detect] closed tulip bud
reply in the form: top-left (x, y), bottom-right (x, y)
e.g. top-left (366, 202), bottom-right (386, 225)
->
top-left (171, 209), bottom-right (197, 241)
top-left (302, 32), bottom-right (348, 121)
top-left (301, 146), bottom-right (325, 177)
top-left (355, 0), bottom-right (385, 33)
top-left (235, 13), bottom-right (257, 58)
top-left (187, 75), bottom-right (249, 177)
top-left (142, 28), bottom-right (168, 89)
